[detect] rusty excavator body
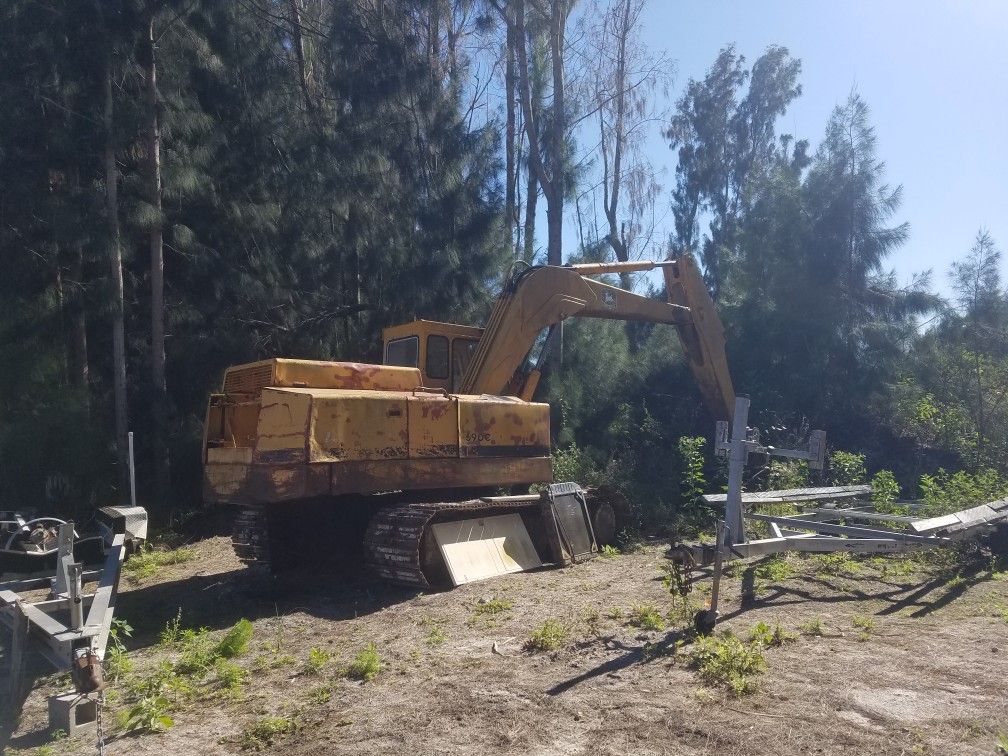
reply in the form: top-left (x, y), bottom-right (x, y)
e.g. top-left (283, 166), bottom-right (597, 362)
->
top-left (202, 255), bottom-right (734, 588)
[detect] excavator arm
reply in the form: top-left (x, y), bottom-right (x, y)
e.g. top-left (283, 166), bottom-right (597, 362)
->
top-left (459, 253), bottom-right (735, 421)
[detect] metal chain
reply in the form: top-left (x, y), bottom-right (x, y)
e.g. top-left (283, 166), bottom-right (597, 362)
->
top-left (95, 691), bottom-right (106, 756)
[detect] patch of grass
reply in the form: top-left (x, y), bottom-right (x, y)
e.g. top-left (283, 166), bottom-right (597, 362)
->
top-left (799, 617), bottom-right (825, 636)
top-left (813, 551), bottom-right (862, 576)
top-left (581, 607), bottom-right (600, 634)
top-left (524, 620), bottom-right (567, 652)
top-left (689, 631), bottom-right (767, 697)
top-left (242, 716), bottom-right (295, 751)
top-left (214, 658), bottom-right (247, 698)
top-left (123, 544), bottom-right (196, 584)
top-left (748, 621), bottom-right (796, 647)
top-left (755, 555), bottom-right (794, 582)
top-left (345, 644), bottom-right (381, 682)
top-left (606, 607), bottom-right (623, 620)
top-left (425, 626), bottom-right (446, 647)
top-left (307, 684), bottom-right (332, 705)
top-left (852, 615), bottom-right (875, 641)
top-left (629, 605), bottom-right (667, 632)
top-left (472, 596), bottom-right (512, 617)
top-left (304, 647), bottom-right (331, 674)
top-left (996, 732), bottom-right (1008, 755)
top-left (215, 618), bottom-right (254, 658)
top-left (599, 544), bottom-right (620, 557)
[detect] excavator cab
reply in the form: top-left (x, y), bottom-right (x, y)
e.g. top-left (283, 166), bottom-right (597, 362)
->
top-left (382, 320), bottom-right (483, 393)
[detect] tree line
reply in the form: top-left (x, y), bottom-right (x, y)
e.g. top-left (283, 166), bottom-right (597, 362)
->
top-left (0, 0), bottom-right (1002, 525)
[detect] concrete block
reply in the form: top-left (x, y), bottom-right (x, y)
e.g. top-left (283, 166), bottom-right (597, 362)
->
top-left (48, 692), bottom-right (97, 738)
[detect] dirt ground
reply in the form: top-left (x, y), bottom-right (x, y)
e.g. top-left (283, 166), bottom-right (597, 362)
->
top-left (5, 533), bottom-right (1008, 756)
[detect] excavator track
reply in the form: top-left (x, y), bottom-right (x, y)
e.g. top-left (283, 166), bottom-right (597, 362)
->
top-left (364, 498), bottom-right (545, 590)
top-left (232, 504), bottom-right (269, 565)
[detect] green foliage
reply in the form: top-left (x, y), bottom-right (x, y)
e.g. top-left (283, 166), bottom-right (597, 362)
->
top-left (304, 647), bottom-right (331, 675)
top-left (214, 658), bottom-right (247, 698)
top-left (524, 620), bottom-right (567, 652)
top-left (214, 618), bottom-right (254, 659)
top-left (799, 617), bottom-right (825, 636)
top-left (124, 546), bottom-right (196, 584)
top-left (755, 555), bottom-right (794, 582)
top-left (242, 716), bottom-right (295, 751)
top-left (600, 544), bottom-right (620, 558)
top-left (870, 470), bottom-right (903, 514)
top-left (425, 626), bottom-right (447, 647)
top-left (117, 695), bottom-right (174, 734)
top-left (689, 631), bottom-right (767, 696)
top-left (470, 596), bottom-right (513, 623)
top-left (748, 621), bottom-right (796, 647)
top-left (919, 468), bottom-right (1008, 517)
top-left (851, 615), bottom-right (876, 641)
top-left (345, 644), bottom-right (381, 682)
top-left (767, 460), bottom-right (809, 490)
top-left (678, 436), bottom-right (707, 507)
top-left (829, 451), bottom-right (866, 486)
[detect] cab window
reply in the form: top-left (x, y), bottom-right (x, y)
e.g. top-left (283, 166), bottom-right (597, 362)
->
top-left (425, 335), bottom-right (449, 380)
top-left (451, 338), bottom-right (479, 389)
top-left (385, 336), bottom-right (418, 367)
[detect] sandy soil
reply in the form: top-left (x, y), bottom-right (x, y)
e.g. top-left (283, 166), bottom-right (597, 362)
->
top-left (5, 534), bottom-right (1008, 756)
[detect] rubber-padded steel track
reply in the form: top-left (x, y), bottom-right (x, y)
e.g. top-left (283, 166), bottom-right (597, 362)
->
top-left (232, 505), bottom-right (269, 565)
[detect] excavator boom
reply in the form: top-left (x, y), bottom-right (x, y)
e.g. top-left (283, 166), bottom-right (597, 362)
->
top-left (459, 253), bottom-right (735, 421)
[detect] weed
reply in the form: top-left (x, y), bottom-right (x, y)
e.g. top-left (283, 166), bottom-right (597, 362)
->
top-left (307, 684), bottom-right (332, 705)
top-left (214, 658), bottom-right (247, 698)
top-left (629, 605), bottom-right (667, 632)
top-left (606, 607), bottom-right (623, 620)
top-left (689, 631), bottom-right (767, 697)
top-left (814, 551), bottom-right (862, 576)
top-left (304, 647), bottom-right (331, 674)
top-left (524, 620), bottom-right (567, 652)
top-left (345, 644), bottom-right (381, 682)
top-left (581, 607), bottom-right (600, 634)
top-left (472, 597), bottom-right (512, 616)
top-left (159, 608), bottom-right (184, 647)
top-left (996, 732), bottom-right (1008, 755)
top-left (748, 621), bottom-right (796, 647)
top-left (667, 595), bottom-right (702, 629)
top-left (799, 617), bottom-right (825, 636)
top-left (852, 615), bottom-right (875, 641)
top-left (123, 544), bottom-right (196, 584)
top-left (215, 618), bottom-right (253, 658)
top-left (425, 626), bottom-right (446, 647)
top-left (242, 716), bottom-right (295, 751)
top-left (600, 544), bottom-right (620, 558)
top-left (117, 695), bottom-right (174, 734)
top-left (755, 555), bottom-right (794, 582)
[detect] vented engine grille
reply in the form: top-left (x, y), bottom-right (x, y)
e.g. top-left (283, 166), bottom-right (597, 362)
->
top-left (223, 363), bottom-right (275, 394)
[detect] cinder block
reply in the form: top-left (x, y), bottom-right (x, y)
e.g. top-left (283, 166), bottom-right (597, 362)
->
top-left (48, 692), bottom-right (97, 738)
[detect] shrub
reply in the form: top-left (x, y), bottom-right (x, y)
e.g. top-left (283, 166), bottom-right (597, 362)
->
top-left (214, 618), bottom-right (253, 659)
top-left (748, 621), bottom-right (796, 647)
top-left (117, 695), bottom-right (174, 734)
top-left (524, 620), bottom-right (567, 652)
top-left (871, 470), bottom-right (903, 514)
top-left (829, 451), bottom-right (866, 486)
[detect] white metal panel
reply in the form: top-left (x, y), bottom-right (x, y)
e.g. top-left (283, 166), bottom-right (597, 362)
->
top-left (430, 514), bottom-right (541, 586)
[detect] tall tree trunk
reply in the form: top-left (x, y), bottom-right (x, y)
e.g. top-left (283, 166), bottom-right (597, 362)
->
top-left (146, 16), bottom-right (169, 507)
top-left (289, 0), bottom-right (315, 116)
top-left (523, 160), bottom-right (537, 262)
top-left (545, 0), bottom-right (565, 266)
top-left (504, 8), bottom-right (517, 254)
top-left (105, 48), bottom-right (130, 503)
top-left (69, 236), bottom-right (90, 409)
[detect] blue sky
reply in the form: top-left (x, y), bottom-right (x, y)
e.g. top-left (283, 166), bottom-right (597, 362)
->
top-left (571, 0), bottom-right (1007, 298)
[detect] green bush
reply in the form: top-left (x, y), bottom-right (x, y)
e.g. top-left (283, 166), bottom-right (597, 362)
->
top-left (871, 470), bottom-right (903, 514)
top-left (829, 450), bottom-right (866, 486)
top-left (524, 620), bottom-right (567, 652)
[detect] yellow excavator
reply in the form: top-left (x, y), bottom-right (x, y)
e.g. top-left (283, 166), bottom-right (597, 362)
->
top-left (202, 254), bottom-right (734, 588)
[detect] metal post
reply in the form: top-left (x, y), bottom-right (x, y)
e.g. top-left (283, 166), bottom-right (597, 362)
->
top-left (725, 396), bottom-right (750, 545)
top-left (127, 431), bottom-right (137, 508)
top-left (68, 564), bottom-right (83, 631)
